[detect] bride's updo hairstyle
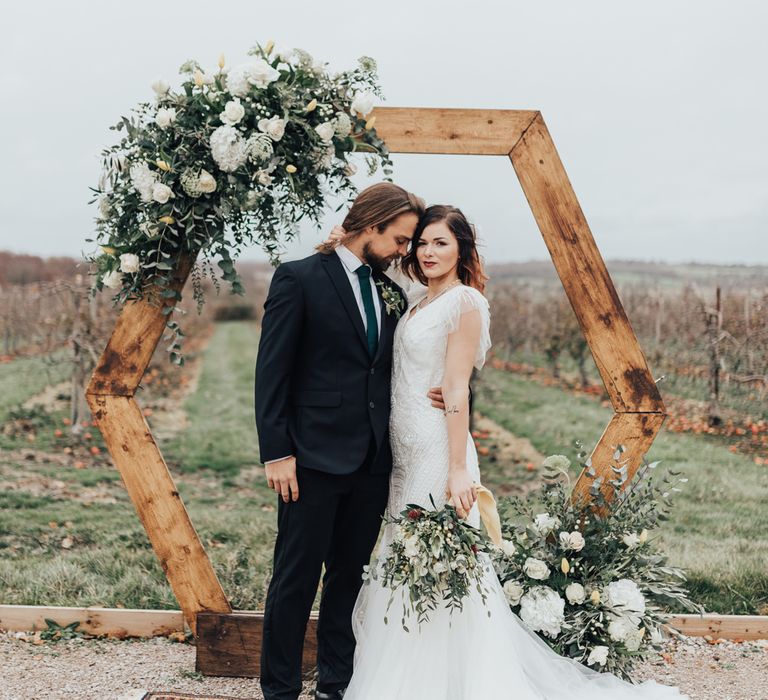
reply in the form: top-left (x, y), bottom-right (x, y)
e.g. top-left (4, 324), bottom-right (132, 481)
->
top-left (401, 205), bottom-right (489, 293)
top-left (316, 182), bottom-right (425, 253)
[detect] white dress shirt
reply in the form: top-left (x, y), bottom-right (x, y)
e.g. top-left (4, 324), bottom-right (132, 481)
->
top-left (264, 246), bottom-right (381, 465)
top-left (335, 244), bottom-right (382, 337)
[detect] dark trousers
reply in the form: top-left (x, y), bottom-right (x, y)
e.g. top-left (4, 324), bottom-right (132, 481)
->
top-left (259, 441), bottom-right (389, 700)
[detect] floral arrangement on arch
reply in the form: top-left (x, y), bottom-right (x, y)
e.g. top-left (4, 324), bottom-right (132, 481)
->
top-left (491, 445), bottom-right (703, 681)
top-left (88, 41), bottom-right (391, 363)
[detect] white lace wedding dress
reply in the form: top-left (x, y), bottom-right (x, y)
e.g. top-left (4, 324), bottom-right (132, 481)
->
top-left (343, 283), bottom-right (688, 700)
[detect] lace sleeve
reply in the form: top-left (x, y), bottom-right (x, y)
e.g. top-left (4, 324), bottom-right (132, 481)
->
top-left (444, 286), bottom-right (492, 370)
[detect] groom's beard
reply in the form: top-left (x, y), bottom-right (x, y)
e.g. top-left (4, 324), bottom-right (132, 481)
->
top-left (362, 242), bottom-right (398, 273)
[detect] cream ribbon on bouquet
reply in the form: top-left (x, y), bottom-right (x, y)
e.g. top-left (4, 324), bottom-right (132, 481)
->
top-left (447, 483), bottom-right (502, 546)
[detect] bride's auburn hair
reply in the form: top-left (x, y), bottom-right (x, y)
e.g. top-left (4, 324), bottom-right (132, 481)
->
top-left (401, 205), bottom-right (489, 293)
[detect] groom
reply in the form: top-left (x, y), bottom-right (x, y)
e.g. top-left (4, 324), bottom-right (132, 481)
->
top-left (255, 183), bottom-right (426, 700)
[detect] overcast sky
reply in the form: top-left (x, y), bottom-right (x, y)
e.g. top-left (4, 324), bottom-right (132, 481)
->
top-left (2, 0), bottom-right (766, 265)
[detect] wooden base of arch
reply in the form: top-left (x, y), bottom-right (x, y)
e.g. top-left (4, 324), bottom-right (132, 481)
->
top-left (86, 108), bottom-right (666, 665)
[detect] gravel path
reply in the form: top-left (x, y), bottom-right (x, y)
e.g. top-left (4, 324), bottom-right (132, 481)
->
top-left (1, 632), bottom-right (766, 700)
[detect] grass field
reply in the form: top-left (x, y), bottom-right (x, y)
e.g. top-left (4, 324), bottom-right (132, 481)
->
top-left (0, 321), bottom-right (766, 615)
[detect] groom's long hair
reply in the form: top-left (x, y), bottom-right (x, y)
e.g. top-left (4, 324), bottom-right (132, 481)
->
top-left (316, 182), bottom-right (425, 253)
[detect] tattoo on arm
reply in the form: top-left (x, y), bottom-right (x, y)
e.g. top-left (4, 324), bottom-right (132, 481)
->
top-left (444, 404), bottom-right (460, 415)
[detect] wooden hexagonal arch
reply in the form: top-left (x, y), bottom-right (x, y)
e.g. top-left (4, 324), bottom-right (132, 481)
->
top-left (86, 107), bottom-right (666, 633)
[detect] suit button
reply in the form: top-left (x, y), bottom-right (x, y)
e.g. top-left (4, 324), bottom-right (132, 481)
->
top-left (370, 368), bottom-right (375, 375)
top-left (369, 401), bottom-right (375, 409)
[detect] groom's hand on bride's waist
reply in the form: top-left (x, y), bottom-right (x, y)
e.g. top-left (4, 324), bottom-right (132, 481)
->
top-left (427, 386), bottom-right (445, 410)
top-left (265, 455), bottom-right (299, 503)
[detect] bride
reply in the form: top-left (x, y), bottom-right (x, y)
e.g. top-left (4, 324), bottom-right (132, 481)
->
top-left (339, 205), bottom-right (689, 699)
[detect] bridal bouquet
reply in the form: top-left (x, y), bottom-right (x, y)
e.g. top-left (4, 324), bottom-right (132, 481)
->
top-left (88, 41), bottom-right (391, 363)
top-left (491, 446), bottom-right (703, 681)
top-left (363, 496), bottom-right (493, 630)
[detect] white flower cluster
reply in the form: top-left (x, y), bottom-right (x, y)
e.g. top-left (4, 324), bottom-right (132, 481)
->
top-left (519, 586), bottom-right (565, 638)
top-left (180, 168), bottom-right (217, 198)
top-left (226, 58), bottom-right (280, 97)
top-left (210, 125), bottom-right (248, 172)
top-left (129, 163), bottom-right (157, 203)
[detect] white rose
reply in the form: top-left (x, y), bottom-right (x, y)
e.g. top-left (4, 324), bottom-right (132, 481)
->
top-left (558, 531), bottom-right (585, 551)
top-left (197, 169), bottom-right (217, 194)
top-left (275, 46), bottom-right (294, 63)
top-left (608, 614), bottom-right (638, 642)
top-left (119, 253), bottom-right (140, 274)
top-left (604, 579), bottom-right (646, 621)
top-left (403, 534), bottom-right (421, 559)
top-left (502, 580), bottom-right (524, 606)
top-left (248, 58), bottom-right (280, 88)
top-left (258, 115), bottom-right (286, 141)
top-left (151, 78), bottom-right (170, 97)
top-left (565, 582), bottom-right (586, 604)
top-left (221, 99), bottom-right (245, 126)
top-left (314, 121), bottom-right (335, 144)
top-left (499, 539), bottom-right (516, 557)
top-left (586, 646), bottom-right (609, 666)
top-left (201, 72), bottom-right (215, 86)
top-left (226, 64), bottom-right (252, 97)
top-left (533, 513), bottom-right (561, 536)
top-left (622, 532), bottom-right (641, 549)
top-left (155, 107), bottom-right (177, 129)
top-left (519, 586), bottom-right (565, 638)
top-left (102, 270), bottom-right (123, 289)
top-left (152, 183), bottom-right (173, 204)
top-left (523, 557), bottom-right (550, 581)
top-left (350, 91), bottom-right (375, 117)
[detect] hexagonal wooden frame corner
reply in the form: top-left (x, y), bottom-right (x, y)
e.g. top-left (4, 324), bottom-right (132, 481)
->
top-left (86, 107), bottom-right (666, 631)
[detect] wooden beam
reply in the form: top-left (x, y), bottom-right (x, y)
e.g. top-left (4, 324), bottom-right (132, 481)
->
top-left (509, 113), bottom-right (665, 415)
top-left (372, 107), bottom-right (538, 155)
top-left (195, 612), bottom-right (319, 678)
top-left (86, 252), bottom-right (197, 397)
top-left (0, 605), bottom-right (184, 638)
top-left (570, 412), bottom-right (666, 509)
top-left (3, 606), bottom-right (765, 644)
top-left (665, 614), bottom-right (768, 641)
top-left (85, 394), bottom-right (231, 632)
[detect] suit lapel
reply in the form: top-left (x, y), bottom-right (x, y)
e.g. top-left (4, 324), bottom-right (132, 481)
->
top-left (372, 271), bottom-right (398, 365)
top-left (321, 252), bottom-right (368, 353)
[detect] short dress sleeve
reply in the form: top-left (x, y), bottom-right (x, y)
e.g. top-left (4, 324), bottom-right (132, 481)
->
top-left (443, 286), bottom-right (492, 370)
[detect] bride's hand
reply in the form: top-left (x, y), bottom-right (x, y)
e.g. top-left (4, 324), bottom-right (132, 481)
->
top-left (324, 225), bottom-right (347, 247)
top-left (447, 470), bottom-right (477, 519)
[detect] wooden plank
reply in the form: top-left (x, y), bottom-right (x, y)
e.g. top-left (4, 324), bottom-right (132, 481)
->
top-left (509, 114), bottom-right (665, 414)
top-left (85, 394), bottom-right (231, 632)
top-left (372, 107), bottom-right (539, 155)
top-left (4, 606), bottom-right (766, 644)
top-left (571, 412), bottom-right (666, 509)
top-left (0, 605), bottom-right (184, 638)
top-left (666, 614), bottom-right (768, 641)
top-left (195, 612), bottom-right (319, 678)
top-left (86, 252), bottom-right (197, 396)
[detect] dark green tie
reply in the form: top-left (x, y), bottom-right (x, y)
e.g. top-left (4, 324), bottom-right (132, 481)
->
top-left (355, 265), bottom-right (379, 358)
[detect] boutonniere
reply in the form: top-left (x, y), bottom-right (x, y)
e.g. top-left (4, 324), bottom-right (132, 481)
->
top-left (375, 280), bottom-right (405, 318)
